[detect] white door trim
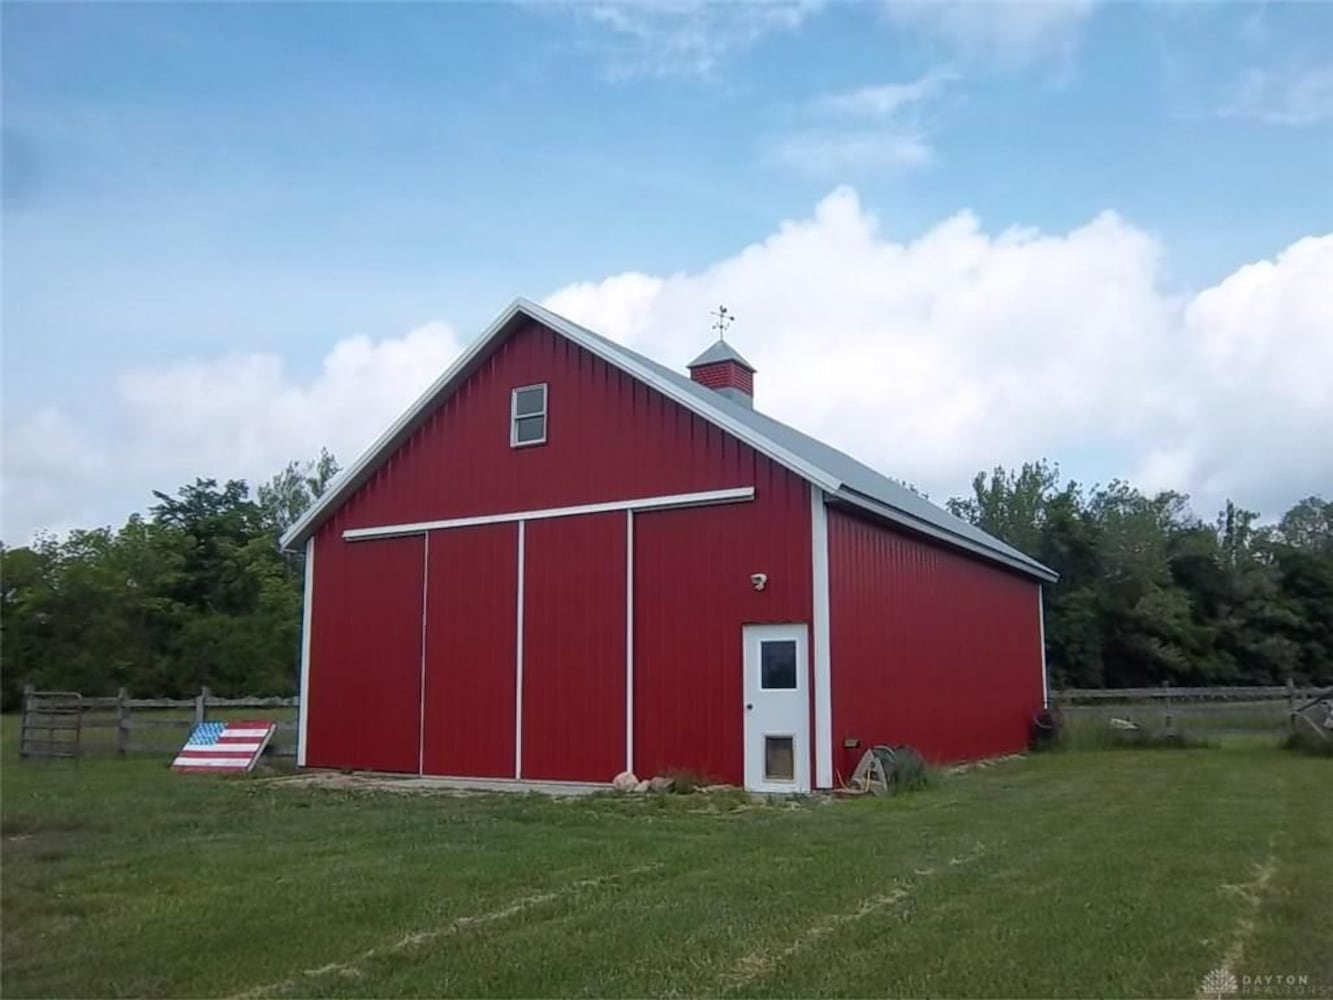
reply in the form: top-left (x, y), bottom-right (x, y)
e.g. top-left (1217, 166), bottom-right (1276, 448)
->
top-left (742, 623), bottom-right (811, 793)
top-left (297, 537), bottom-right (315, 768)
top-left (810, 485), bottom-right (832, 789)
top-left (342, 486), bottom-right (755, 541)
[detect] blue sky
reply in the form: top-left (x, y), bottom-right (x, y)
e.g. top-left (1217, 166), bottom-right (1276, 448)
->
top-left (4, 2), bottom-right (1332, 540)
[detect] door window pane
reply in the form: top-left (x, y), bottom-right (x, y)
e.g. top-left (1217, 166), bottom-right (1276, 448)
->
top-left (765, 736), bottom-right (794, 781)
top-left (760, 640), bottom-right (797, 690)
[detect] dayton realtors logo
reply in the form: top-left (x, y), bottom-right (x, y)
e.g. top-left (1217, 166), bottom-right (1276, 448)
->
top-left (1201, 968), bottom-right (1240, 996)
top-left (1200, 968), bottom-right (1321, 998)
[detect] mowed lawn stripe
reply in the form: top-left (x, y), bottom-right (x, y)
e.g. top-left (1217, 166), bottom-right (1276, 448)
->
top-left (3, 724), bottom-right (1330, 998)
top-left (758, 749), bottom-right (1313, 999)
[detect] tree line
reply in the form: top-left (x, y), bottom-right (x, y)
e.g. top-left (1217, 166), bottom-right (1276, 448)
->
top-left (0, 451), bottom-right (338, 711)
top-left (2, 453), bottom-right (1329, 709)
top-left (947, 462), bottom-right (1332, 690)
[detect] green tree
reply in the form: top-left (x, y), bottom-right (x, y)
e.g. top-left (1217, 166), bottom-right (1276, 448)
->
top-left (257, 448), bottom-right (340, 542)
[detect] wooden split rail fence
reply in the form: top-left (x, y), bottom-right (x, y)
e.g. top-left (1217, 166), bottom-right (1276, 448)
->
top-left (1051, 680), bottom-right (1326, 737)
top-left (19, 685), bottom-right (299, 762)
top-left (20, 682), bottom-right (1329, 761)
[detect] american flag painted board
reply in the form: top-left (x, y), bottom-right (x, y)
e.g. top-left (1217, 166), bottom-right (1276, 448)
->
top-left (172, 720), bottom-right (276, 773)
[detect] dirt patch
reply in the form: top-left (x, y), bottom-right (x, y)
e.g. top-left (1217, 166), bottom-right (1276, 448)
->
top-left (1196, 852), bottom-right (1279, 998)
top-left (260, 772), bottom-right (431, 793)
top-left (260, 770), bottom-right (605, 797)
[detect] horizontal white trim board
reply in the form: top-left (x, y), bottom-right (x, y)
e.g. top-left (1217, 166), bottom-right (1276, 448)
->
top-left (343, 486), bottom-right (755, 541)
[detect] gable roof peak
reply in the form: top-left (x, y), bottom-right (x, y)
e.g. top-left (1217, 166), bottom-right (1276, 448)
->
top-left (278, 297), bottom-right (1056, 582)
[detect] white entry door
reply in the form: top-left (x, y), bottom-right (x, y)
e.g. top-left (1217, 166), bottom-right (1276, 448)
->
top-left (742, 624), bottom-right (810, 793)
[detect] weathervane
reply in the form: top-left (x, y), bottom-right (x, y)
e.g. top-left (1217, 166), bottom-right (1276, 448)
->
top-left (711, 305), bottom-right (735, 341)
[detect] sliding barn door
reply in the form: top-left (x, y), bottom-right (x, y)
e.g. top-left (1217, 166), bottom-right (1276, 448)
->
top-left (521, 513), bottom-right (627, 781)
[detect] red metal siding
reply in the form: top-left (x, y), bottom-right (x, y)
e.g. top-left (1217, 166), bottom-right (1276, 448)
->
top-left (331, 321), bottom-right (763, 533)
top-left (827, 507), bottom-right (1043, 769)
top-left (522, 513), bottom-right (626, 782)
top-left (633, 464), bottom-right (811, 786)
top-left (690, 361), bottom-right (754, 396)
top-left (306, 531), bottom-right (423, 773)
top-left (422, 523), bottom-right (517, 778)
top-left (307, 318), bottom-right (814, 780)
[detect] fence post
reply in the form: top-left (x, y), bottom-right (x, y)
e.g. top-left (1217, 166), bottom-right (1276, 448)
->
top-left (20, 684), bottom-right (35, 759)
top-left (1287, 677), bottom-right (1296, 726)
top-left (194, 686), bottom-right (211, 726)
top-left (116, 687), bottom-right (129, 757)
top-left (1163, 679), bottom-right (1172, 731)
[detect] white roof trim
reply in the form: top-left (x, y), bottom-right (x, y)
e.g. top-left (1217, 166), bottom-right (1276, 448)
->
top-left (280, 298), bottom-right (840, 550)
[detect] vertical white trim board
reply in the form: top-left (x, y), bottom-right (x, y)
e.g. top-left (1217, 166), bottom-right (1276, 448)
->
top-left (1038, 584), bottom-right (1049, 708)
top-left (514, 520), bottom-right (526, 779)
top-left (417, 533), bottom-right (430, 776)
top-left (810, 485), bottom-right (833, 790)
top-left (297, 537), bottom-right (315, 768)
top-left (624, 510), bottom-right (635, 774)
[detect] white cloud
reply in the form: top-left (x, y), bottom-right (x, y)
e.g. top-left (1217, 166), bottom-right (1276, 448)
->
top-left (772, 130), bottom-right (934, 174)
top-left (882, 0), bottom-right (1096, 70)
top-left (546, 188), bottom-right (1332, 519)
top-left (772, 69), bottom-right (955, 176)
top-left (1, 323), bottom-right (464, 542)
top-left (1219, 65), bottom-right (1333, 125)
top-left (571, 1), bottom-right (821, 80)
top-left (2, 408), bottom-right (109, 541)
top-left (5, 191), bottom-right (1330, 542)
top-left (814, 70), bottom-right (958, 118)
top-left (114, 322), bottom-right (463, 481)
top-left (1158, 235), bottom-right (1333, 503)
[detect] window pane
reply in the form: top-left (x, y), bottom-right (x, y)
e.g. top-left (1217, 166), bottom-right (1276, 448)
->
top-left (514, 386), bottom-right (545, 417)
top-left (514, 415), bottom-right (546, 444)
top-left (765, 737), bottom-right (794, 781)
top-left (760, 640), bottom-right (797, 690)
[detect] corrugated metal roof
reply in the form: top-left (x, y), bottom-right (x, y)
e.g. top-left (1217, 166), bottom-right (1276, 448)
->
top-left (282, 298), bottom-right (1056, 582)
top-left (687, 339), bottom-right (756, 371)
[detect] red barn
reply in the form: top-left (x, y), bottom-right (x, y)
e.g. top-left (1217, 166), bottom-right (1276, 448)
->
top-left (282, 299), bottom-right (1056, 792)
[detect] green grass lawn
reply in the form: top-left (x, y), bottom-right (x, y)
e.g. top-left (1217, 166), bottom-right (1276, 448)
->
top-left (2, 719), bottom-right (1330, 999)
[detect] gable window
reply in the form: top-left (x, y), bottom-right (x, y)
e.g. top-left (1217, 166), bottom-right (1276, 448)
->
top-left (510, 383), bottom-right (548, 447)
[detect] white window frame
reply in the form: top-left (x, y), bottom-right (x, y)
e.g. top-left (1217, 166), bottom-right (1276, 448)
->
top-left (510, 383), bottom-right (548, 448)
